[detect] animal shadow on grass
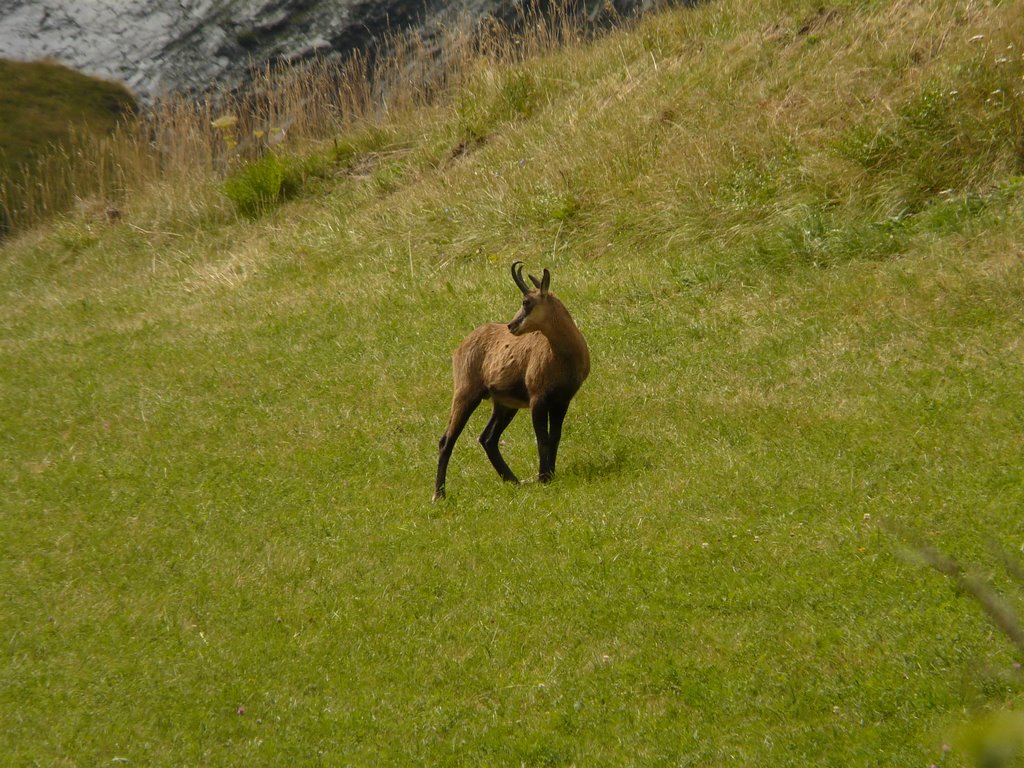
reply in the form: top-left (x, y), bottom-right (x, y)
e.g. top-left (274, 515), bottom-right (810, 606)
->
top-left (563, 445), bottom-right (641, 482)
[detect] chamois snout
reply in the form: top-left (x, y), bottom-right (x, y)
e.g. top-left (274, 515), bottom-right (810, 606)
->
top-left (507, 282), bottom-right (549, 337)
top-left (507, 302), bottom-right (545, 336)
top-left (507, 310), bottom-right (527, 335)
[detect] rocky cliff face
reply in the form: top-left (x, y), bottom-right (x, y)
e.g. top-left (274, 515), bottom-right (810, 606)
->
top-left (0, 0), bottom-right (662, 102)
top-left (0, 0), bottom-right (444, 100)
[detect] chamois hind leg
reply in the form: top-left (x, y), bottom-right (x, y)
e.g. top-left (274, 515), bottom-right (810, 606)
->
top-left (479, 403), bottom-right (519, 484)
top-left (434, 391), bottom-right (482, 501)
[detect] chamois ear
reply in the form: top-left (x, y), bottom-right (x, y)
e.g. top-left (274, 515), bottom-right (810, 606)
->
top-left (528, 269), bottom-right (551, 294)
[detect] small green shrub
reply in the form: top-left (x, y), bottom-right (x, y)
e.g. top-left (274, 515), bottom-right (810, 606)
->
top-left (372, 164), bottom-right (405, 195)
top-left (716, 143), bottom-right (799, 213)
top-left (525, 170), bottom-right (584, 226)
top-left (500, 70), bottom-right (539, 119)
top-left (222, 153), bottom-right (302, 217)
top-left (538, 188), bottom-right (581, 223)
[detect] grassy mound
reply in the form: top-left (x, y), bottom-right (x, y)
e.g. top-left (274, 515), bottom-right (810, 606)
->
top-left (1, 0), bottom-right (1022, 765)
top-left (0, 58), bottom-right (135, 176)
top-left (0, 59), bottom-right (135, 169)
top-left (0, 58), bottom-right (136, 236)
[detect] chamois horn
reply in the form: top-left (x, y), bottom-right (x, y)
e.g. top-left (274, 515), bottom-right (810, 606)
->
top-left (511, 260), bottom-right (530, 294)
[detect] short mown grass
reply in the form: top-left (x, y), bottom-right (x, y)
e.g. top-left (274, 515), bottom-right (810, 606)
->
top-left (2, 0), bottom-right (1024, 765)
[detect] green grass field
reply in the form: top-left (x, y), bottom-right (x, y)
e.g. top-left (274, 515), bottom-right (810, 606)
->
top-left (2, 0), bottom-right (1023, 764)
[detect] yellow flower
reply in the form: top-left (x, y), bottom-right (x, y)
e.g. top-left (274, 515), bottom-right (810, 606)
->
top-left (211, 115), bottom-right (239, 130)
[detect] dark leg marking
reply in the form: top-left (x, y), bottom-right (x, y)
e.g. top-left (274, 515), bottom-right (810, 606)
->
top-left (434, 393), bottom-right (482, 500)
top-left (479, 403), bottom-right (519, 483)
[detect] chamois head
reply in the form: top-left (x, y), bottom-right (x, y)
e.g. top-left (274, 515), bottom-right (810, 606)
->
top-left (507, 260), bottom-right (553, 337)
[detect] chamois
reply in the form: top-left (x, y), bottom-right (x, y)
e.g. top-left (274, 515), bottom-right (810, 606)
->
top-left (433, 261), bottom-right (590, 501)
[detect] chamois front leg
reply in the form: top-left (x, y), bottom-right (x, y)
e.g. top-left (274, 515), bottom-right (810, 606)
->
top-left (530, 399), bottom-right (556, 483)
top-left (532, 398), bottom-right (570, 482)
top-left (546, 399), bottom-right (570, 477)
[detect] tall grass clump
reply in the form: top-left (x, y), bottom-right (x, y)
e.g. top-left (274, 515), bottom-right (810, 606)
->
top-left (0, 58), bottom-right (137, 237)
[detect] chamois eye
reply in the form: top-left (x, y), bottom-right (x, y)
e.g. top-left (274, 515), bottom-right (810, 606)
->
top-left (523, 299), bottom-right (530, 308)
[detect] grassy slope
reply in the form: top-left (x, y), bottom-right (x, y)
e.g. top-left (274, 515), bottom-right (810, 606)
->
top-left (2, 0), bottom-right (1023, 765)
top-left (0, 58), bottom-right (136, 174)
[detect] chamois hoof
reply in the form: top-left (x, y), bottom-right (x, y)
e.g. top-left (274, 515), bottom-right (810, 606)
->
top-left (432, 489), bottom-right (446, 502)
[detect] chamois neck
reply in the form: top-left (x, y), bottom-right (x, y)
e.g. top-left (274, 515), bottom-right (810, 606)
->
top-left (542, 297), bottom-right (589, 368)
